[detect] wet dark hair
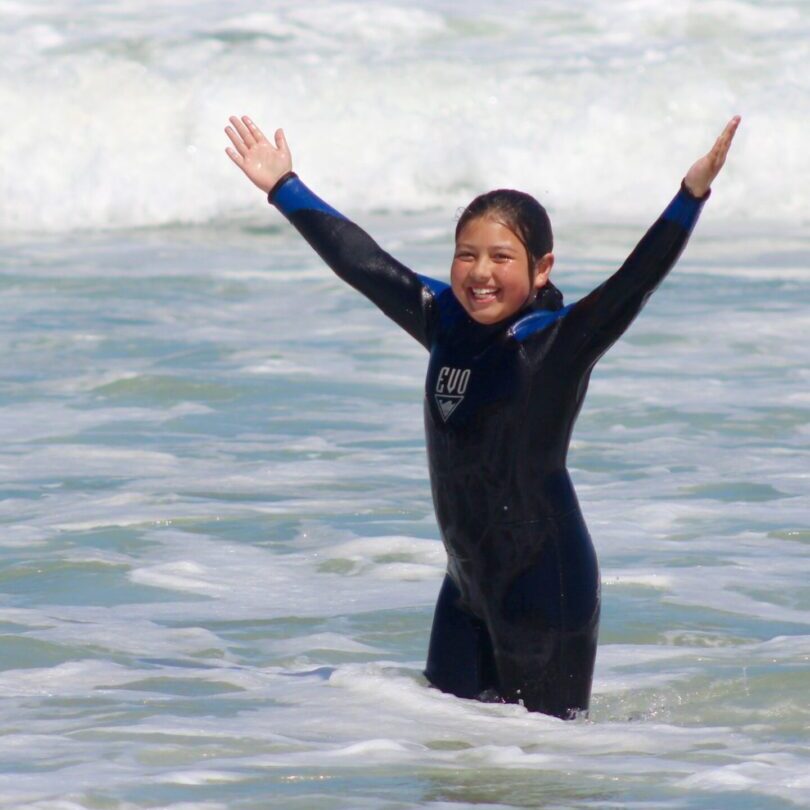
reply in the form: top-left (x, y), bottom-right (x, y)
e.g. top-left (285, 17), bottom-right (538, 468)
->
top-left (455, 189), bottom-right (563, 310)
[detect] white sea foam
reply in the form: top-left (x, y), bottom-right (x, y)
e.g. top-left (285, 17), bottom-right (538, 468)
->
top-left (126, 531), bottom-right (441, 618)
top-left (602, 572), bottom-right (672, 589)
top-left (0, 660), bottom-right (137, 697)
top-left (0, 402), bottom-right (206, 443)
top-left (155, 770), bottom-right (243, 785)
top-left (1, 1), bottom-right (808, 232)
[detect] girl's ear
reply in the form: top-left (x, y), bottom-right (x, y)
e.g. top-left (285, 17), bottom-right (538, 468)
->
top-left (533, 252), bottom-right (554, 290)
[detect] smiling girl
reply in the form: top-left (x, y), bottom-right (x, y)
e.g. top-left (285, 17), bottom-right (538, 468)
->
top-left (225, 115), bottom-right (740, 719)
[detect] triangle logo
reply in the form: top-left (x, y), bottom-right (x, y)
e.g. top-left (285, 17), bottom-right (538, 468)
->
top-left (435, 394), bottom-right (463, 422)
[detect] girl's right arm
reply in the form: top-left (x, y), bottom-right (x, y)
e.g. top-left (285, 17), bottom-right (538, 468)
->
top-left (553, 116), bottom-right (740, 372)
top-left (225, 115), bottom-right (442, 350)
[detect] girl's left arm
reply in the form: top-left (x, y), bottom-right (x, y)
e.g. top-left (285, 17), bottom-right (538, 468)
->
top-left (559, 116), bottom-right (740, 369)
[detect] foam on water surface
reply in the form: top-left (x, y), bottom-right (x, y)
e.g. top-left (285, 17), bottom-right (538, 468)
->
top-left (1, 218), bottom-right (807, 808)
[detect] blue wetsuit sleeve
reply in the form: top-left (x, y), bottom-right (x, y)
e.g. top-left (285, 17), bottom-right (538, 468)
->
top-left (269, 173), bottom-right (440, 350)
top-left (557, 182), bottom-right (709, 368)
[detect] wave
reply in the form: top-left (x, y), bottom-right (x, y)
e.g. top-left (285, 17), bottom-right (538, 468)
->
top-left (1, 0), bottom-right (808, 231)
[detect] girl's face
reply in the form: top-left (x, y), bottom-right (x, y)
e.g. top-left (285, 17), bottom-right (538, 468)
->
top-left (451, 216), bottom-right (554, 325)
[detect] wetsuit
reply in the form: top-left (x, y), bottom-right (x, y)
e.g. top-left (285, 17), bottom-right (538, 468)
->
top-left (269, 174), bottom-right (708, 718)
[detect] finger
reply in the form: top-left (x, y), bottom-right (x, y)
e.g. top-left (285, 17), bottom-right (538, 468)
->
top-left (226, 116), bottom-right (249, 146)
top-left (229, 115), bottom-right (255, 147)
top-left (711, 116), bottom-right (741, 165)
top-left (225, 147), bottom-right (244, 167)
top-left (275, 128), bottom-right (290, 156)
top-left (243, 116), bottom-right (269, 144)
top-left (717, 117), bottom-right (740, 151)
top-left (225, 126), bottom-right (248, 157)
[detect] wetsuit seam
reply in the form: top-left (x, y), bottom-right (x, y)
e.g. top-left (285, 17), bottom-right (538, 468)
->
top-left (267, 171), bottom-right (298, 201)
top-left (494, 509), bottom-right (580, 528)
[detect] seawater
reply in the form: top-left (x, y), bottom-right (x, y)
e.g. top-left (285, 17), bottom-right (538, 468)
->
top-left (1, 2), bottom-right (809, 809)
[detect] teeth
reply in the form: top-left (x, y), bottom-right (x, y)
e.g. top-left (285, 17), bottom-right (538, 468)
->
top-left (471, 287), bottom-right (497, 299)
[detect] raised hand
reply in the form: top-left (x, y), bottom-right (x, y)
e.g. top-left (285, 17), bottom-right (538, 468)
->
top-left (225, 115), bottom-right (292, 194)
top-left (684, 116), bottom-right (741, 197)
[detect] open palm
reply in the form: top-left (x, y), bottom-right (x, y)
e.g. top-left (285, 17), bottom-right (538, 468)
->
top-left (225, 115), bottom-right (292, 194)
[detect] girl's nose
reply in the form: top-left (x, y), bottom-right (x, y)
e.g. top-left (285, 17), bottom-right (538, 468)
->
top-left (469, 259), bottom-right (492, 281)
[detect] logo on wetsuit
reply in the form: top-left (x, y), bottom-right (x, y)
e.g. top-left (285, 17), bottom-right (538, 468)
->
top-left (435, 366), bottom-right (471, 422)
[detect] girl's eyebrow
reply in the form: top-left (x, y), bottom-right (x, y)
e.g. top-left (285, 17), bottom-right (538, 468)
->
top-left (455, 243), bottom-right (518, 251)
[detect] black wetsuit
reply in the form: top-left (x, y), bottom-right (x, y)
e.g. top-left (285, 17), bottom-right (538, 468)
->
top-left (270, 174), bottom-right (707, 718)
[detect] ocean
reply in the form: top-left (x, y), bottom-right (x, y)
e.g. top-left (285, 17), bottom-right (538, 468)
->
top-left (1, 1), bottom-right (808, 808)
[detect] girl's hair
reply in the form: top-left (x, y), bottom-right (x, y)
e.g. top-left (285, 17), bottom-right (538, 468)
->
top-left (455, 189), bottom-right (563, 310)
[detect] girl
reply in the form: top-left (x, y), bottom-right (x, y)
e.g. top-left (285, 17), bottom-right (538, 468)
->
top-left (225, 115), bottom-right (740, 719)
